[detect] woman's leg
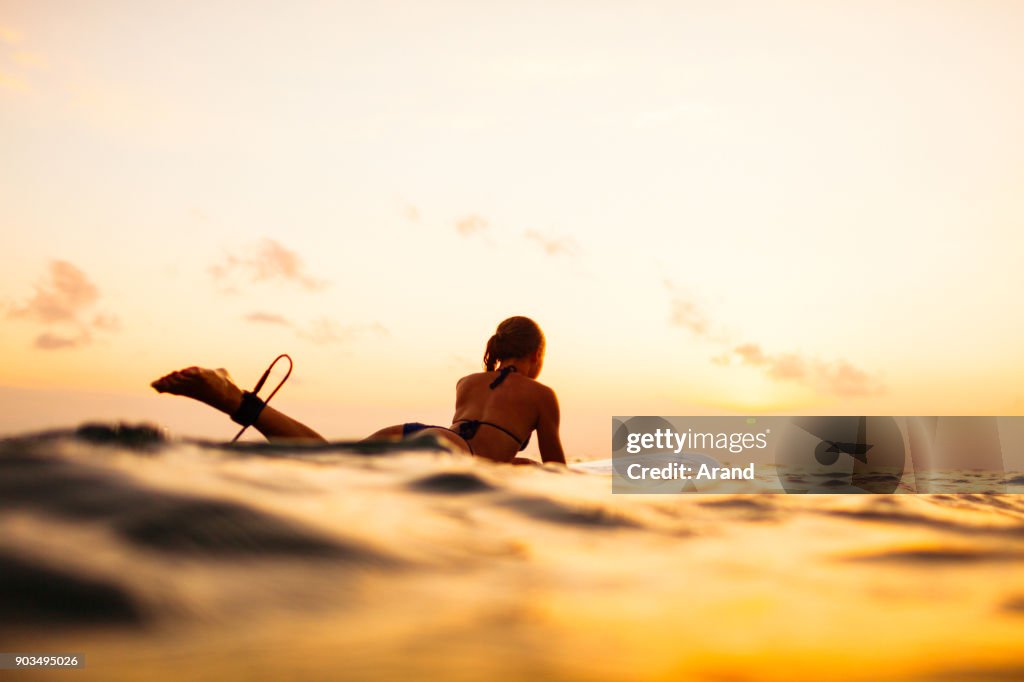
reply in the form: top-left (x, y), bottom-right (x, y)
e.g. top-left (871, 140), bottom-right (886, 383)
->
top-left (363, 423), bottom-right (472, 454)
top-left (151, 366), bottom-right (326, 443)
top-left (363, 425), bottom-right (406, 441)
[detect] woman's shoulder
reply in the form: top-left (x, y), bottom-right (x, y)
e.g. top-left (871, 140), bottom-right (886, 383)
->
top-left (456, 371), bottom-right (488, 386)
top-left (456, 371), bottom-right (554, 394)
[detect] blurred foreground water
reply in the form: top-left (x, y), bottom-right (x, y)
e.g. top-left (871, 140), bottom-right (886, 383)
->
top-left (2, 424), bottom-right (1024, 681)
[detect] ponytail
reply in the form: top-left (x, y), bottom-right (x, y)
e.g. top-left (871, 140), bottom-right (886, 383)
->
top-left (482, 316), bottom-right (544, 371)
top-left (484, 334), bottom-right (500, 371)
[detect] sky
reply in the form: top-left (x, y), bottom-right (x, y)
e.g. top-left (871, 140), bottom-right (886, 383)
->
top-left (2, 1), bottom-right (1023, 457)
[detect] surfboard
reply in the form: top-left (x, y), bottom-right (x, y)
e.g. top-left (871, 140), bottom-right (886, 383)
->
top-left (570, 452), bottom-right (724, 475)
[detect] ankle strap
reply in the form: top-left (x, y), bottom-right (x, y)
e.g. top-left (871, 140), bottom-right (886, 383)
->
top-left (231, 391), bottom-right (266, 427)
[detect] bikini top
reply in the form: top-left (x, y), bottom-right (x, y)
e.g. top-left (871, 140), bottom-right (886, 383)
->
top-left (453, 366), bottom-right (531, 451)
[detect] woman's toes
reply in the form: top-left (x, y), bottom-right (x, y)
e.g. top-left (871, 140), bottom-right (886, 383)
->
top-left (151, 366), bottom-right (227, 405)
top-left (152, 380), bottom-right (175, 394)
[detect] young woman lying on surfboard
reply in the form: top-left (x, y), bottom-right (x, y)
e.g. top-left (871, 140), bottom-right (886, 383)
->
top-left (150, 316), bottom-right (567, 465)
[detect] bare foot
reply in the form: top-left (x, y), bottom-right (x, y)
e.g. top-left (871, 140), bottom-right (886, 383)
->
top-left (151, 367), bottom-right (243, 415)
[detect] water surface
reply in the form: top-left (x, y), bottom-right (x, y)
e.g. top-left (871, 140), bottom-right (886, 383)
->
top-left (2, 424), bottom-right (1023, 681)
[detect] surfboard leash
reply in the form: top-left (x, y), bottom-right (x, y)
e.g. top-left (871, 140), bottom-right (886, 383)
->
top-left (229, 354), bottom-right (293, 442)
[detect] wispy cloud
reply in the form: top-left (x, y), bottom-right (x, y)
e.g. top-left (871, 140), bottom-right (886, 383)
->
top-left (665, 284), bottom-right (711, 337)
top-left (9, 260), bottom-right (98, 323)
top-left (733, 343), bottom-right (811, 381)
top-left (453, 213), bottom-right (580, 259)
top-left (670, 297), bottom-right (710, 337)
top-left (34, 332), bottom-right (85, 350)
top-left (665, 281), bottom-right (884, 397)
top-left (717, 342), bottom-right (883, 397)
top-left (92, 313), bottom-right (121, 332)
top-left (210, 239), bottom-right (327, 292)
top-left (242, 312), bottom-right (387, 346)
top-left (298, 319), bottom-right (388, 346)
top-left (710, 352), bottom-right (732, 366)
top-left (732, 343), bottom-right (766, 365)
top-left (455, 214), bottom-right (488, 237)
top-left (243, 311), bottom-right (292, 326)
top-left (7, 260), bottom-right (119, 350)
top-left (766, 353), bottom-right (807, 382)
top-left (524, 230), bottom-right (578, 256)
top-left (816, 359), bottom-right (883, 397)
top-left (242, 311), bottom-right (290, 325)
top-left (403, 204), bottom-right (420, 222)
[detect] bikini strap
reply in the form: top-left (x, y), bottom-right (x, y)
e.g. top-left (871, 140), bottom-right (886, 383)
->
top-left (489, 365), bottom-right (517, 389)
top-left (454, 419), bottom-right (528, 451)
top-left (455, 420), bottom-right (482, 440)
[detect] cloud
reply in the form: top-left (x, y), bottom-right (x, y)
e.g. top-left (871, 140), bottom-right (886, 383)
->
top-left (733, 343), bottom-right (806, 380)
top-left (710, 352), bottom-right (732, 366)
top-left (242, 312), bottom-right (387, 346)
top-left (403, 204), bottom-right (420, 222)
top-left (9, 260), bottom-right (99, 323)
top-left (669, 298), bottom-right (709, 337)
top-left (767, 353), bottom-right (807, 381)
top-left (816, 359), bottom-right (882, 397)
top-left (298, 319), bottom-right (349, 345)
top-left (34, 331), bottom-right (89, 350)
top-left (733, 343), bottom-right (765, 365)
top-left (665, 280), bottom-right (883, 397)
top-left (298, 319), bottom-right (388, 346)
top-left (722, 342), bottom-right (883, 397)
top-left (735, 344), bottom-right (806, 381)
top-left (664, 283), bottom-right (714, 338)
top-left (524, 230), bottom-right (578, 256)
top-left (210, 239), bottom-right (327, 292)
top-left (455, 214), bottom-right (488, 237)
top-left (92, 313), bottom-right (121, 332)
top-left (243, 311), bottom-right (292, 326)
top-left (7, 260), bottom-right (118, 350)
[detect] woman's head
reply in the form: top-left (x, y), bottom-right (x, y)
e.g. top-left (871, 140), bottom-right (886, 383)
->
top-left (483, 317), bottom-right (545, 374)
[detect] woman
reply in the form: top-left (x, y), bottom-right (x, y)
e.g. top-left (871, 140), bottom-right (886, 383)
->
top-left (151, 316), bottom-right (566, 465)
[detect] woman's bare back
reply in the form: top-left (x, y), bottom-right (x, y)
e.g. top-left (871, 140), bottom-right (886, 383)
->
top-left (449, 369), bottom-right (564, 464)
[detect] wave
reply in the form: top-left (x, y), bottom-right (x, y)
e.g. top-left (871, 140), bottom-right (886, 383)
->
top-left (2, 423), bottom-right (1024, 681)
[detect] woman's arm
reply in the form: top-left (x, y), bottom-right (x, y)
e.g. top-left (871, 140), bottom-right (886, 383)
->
top-left (536, 386), bottom-right (566, 465)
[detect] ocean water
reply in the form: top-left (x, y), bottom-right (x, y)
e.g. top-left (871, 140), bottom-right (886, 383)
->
top-left (3, 424), bottom-right (1024, 681)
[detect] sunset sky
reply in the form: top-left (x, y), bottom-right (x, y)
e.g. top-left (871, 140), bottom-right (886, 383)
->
top-left (2, 1), bottom-right (1023, 457)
